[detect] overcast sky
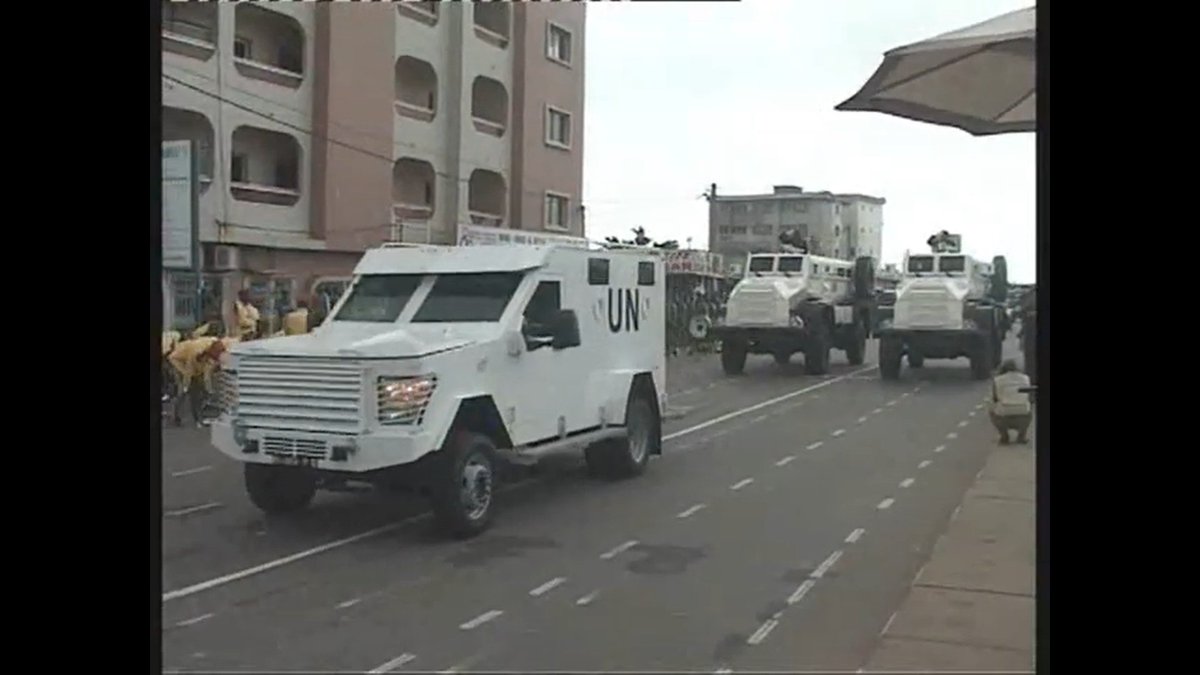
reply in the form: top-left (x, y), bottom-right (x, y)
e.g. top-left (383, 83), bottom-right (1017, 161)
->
top-left (581, 0), bottom-right (1035, 283)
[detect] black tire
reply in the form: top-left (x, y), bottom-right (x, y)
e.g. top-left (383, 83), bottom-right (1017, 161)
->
top-left (773, 351), bottom-right (791, 366)
top-left (880, 336), bottom-right (902, 380)
top-left (244, 463), bottom-right (317, 515)
top-left (844, 322), bottom-right (866, 366)
top-left (428, 432), bottom-right (498, 539)
top-left (586, 390), bottom-right (657, 480)
top-left (991, 328), bottom-right (1003, 367)
top-left (908, 352), bottom-right (925, 368)
top-left (970, 336), bottom-right (992, 380)
top-left (804, 320), bottom-right (832, 375)
top-left (721, 340), bottom-right (748, 375)
top-left (990, 256), bottom-right (1009, 303)
top-left (853, 257), bottom-right (876, 302)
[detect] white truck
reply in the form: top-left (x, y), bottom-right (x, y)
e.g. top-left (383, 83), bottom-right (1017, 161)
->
top-left (875, 235), bottom-right (1008, 380)
top-left (712, 250), bottom-right (877, 375)
top-left (210, 241), bottom-right (667, 538)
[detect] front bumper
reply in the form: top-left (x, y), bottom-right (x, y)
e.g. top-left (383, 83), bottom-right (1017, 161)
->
top-left (210, 419), bottom-right (437, 472)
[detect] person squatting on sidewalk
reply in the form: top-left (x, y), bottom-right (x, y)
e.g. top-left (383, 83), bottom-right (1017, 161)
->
top-left (990, 359), bottom-right (1032, 445)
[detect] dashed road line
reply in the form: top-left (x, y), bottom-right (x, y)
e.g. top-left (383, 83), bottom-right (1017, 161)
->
top-left (715, 668), bottom-right (733, 674)
top-left (788, 579), bottom-right (817, 605)
top-left (877, 498), bottom-right (895, 510)
top-left (730, 478), bottom-right (754, 491)
top-left (747, 619), bottom-right (780, 645)
top-left (811, 550), bottom-right (843, 579)
top-left (886, 400), bottom-right (898, 407)
top-left (831, 428), bottom-right (846, 437)
top-left (336, 598), bottom-right (362, 609)
top-left (934, 444), bottom-right (946, 453)
top-left (806, 441), bottom-right (824, 450)
top-left (751, 414), bottom-right (769, 424)
top-left (529, 577), bottom-right (567, 597)
top-left (368, 653), bottom-right (417, 673)
top-left (968, 410), bottom-right (977, 417)
top-left (845, 528), bottom-right (866, 544)
top-left (173, 613), bottom-right (214, 628)
top-left (900, 392), bottom-right (911, 398)
top-left (575, 590), bottom-right (600, 606)
top-left (459, 610), bottom-right (503, 631)
top-left (170, 465), bottom-right (214, 478)
top-left (599, 540), bottom-right (639, 560)
top-left (899, 478), bottom-right (915, 489)
top-left (775, 455), bottom-right (796, 467)
top-left (164, 502), bottom-right (224, 519)
top-left (857, 416), bottom-right (868, 424)
top-left (918, 460), bottom-right (932, 469)
top-left (873, 407), bottom-right (884, 414)
top-left (946, 432), bottom-right (959, 440)
top-left (880, 610), bottom-right (900, 636)
top-left (957, 420), bottom-right (969, 428)
top-left (677, 503), bottom-right (707, 519)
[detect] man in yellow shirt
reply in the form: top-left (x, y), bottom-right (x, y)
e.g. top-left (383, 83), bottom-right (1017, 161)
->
top-left (235, 290), bottom-right (261, 340)
top-left (284, 299), bottom-right (311, 335)
top-left (167, 337), bottom-right (229, 427)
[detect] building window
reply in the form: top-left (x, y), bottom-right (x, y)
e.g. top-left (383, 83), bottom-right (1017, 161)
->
top-left (834, 225), bottom-right (841, 236)
top-left (544, 192), bottom-right (570, 231)
top-left (791, 201), bottom-right (808, 212)
top-left (547, 22), bottom-right (572, 66)
top-left (545, 107), bottom-right (572, 149)
top-left (233, 36), bottom-right (252, 59)
top-left (730, 226), bottom-right (747, 235)
top-left (751, 225), bottom-right (772, 236)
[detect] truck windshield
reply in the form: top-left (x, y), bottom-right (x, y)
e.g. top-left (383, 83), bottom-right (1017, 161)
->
top-left (938, 255), bottom-right (966, 273)
top-left (334, 274), bottom-right (423, 323)
top-left (411, 272), bottom-right (524, 323)
top-left (748, 256), bottom-right (775, 273)
top-left (907, 256), bottom-right (935, 273)
top-left (778, 256), bottom-right (805, 273)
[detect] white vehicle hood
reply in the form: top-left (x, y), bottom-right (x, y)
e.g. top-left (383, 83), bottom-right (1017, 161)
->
top-left (232, 322), bottom-right (499, 359)
top-left (897, 276), bottom-right (971, 301)
top-left (731, 276), bottom-right (812, 303)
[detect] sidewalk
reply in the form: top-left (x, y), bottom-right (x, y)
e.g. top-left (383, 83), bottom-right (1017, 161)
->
top-left (863, 441), bottom-right (1036, 672)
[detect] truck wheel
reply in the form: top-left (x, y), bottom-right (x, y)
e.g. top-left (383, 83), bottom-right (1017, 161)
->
top-left (991, 329), bottom-right (1003, 366)
top-left (773, 351), bottom-right (791, 366)
top-left (586, 390), bottom-right (656, 479)
top-left (804, 321), bottom-right (832, 375)
top-left (969, 337), bottom-right (993, 380)
top-left (721, 340), bottom-right (748, 375)
top-left (853, 257), bottom-right (876, 302)
top-left (429, 432), bottom-right (497, 538)
top-left (990, 256), bottom-right (1009, 303)
top-left (880, 336), bottom-right (902, 380)
top-left (908, 352), bottom-right (925, 368)
top-left (844, 322), bottom-right (867, 366)
top-left (244, 464), bottom-right (317, 515)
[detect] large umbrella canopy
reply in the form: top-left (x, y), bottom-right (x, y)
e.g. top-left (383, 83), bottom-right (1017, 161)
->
top-left (836, 6), bottom-right (1035, 136)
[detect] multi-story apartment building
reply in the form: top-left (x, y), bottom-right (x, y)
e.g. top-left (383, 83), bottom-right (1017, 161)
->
top-left (707, 185), bottom-right (885, 269)
top-left (161, 1), bottom-right (585, 329)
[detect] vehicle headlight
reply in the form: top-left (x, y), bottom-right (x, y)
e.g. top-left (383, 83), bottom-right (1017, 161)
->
top-left (377, 375), bottom-right (437, 425)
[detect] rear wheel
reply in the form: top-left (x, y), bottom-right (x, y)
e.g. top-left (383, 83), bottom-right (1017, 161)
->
top-left (969, 336), bottom-right (993, 380)
top-left (428, 432), bottom-right (498, 538)
top-left (844, 322), bottom-right (867, 366)
top-left (721, 340), bottom-right (748, 375)
top-left (908, 352), bottom-right (924, 368)
top-left (773, 351), bottom-right (791, 366)
top-left (880, 336), bottom-right (902, 380)
top-left (586, 390), bottom-right (656, 479)
top-left (244, 464), bottom-right (317, 515)
top-left (804, 321), bottom-right (832, 375)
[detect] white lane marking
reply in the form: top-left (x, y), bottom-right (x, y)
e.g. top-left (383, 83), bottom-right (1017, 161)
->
top-left (873, 407), bottom-right (884, 414)
top-left (677, 503), bottom-right (707, 519)
top-left (529, 577), bottom-right (567, 597)
top-left (806, 441), bottom-right (824, 450)
top-left (857, 416), bottom-right (868, 424)
top-left (165, 367), bottom-right (877, 603)
top-left (957, 420), bottom-right (969, 428)
top-left (934, 444), bottom-right (946, 453)
top-left (900, 392), bottom-right (910, 398)
top-left (877, 498), bottom-right (895, 510)
top-left (730, 478), bottom-right (754, 491)
top-left (170, 465), bottom-right (213, 478)
top-left (336, 598), bottom-right (362, 609)
top-left (946, 432), bottom-right (959, 440)
top-left (575, 590), bottom-right (600, 606)
top-left (775, 455), bottom-right (796, 467)
top-left (968, 410), bottom-right (977, 417)
top-left (831, 428), bottom-right (846, 437)
top-left (899, 478), bottom-right (915, 489)
top-left (811, 550), bottom-right (843, 578)
top-left (662, 365), bottom-right (877, 443)
top-left (747, 619), bottom-right (780, 645)
top-left (459, 610), bottom-right (503, 631)
top-left (886, 400), bottom-right (898, 407)
top-left (788, 579), bottom-right (816, 605)
top-left (845, 528), bottom-right (865, 544)
top-left (975, 403), bottom-right (985, 410)
top-left (368, 653), bottom-right (417, 673)
top-left (164, 502), bottom-right (223, 518)
top-left (751, 414), bottom-right (769, 424)
top-left (599, 540), bottom-right (639, 560)
top-left (715, 668), bottom-right (733, 674)
top-left (880, 610), bottom-right (900, 636)
top-left (918, 460), bottom-right (932, 469)
top-left (174, 613), bottom-right (214, 628)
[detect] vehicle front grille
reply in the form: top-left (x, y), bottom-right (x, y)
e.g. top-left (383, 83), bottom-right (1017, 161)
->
top-left (262, 436), bottom-right (329, 461)
top-left (729, 290), bottom-right (785, 326)
top-left (896, 293), bottom-right (961, 329)
top-left (236, 357), bottom-right (362, 435)
top-left (215, 369), bottom-right (238, 415)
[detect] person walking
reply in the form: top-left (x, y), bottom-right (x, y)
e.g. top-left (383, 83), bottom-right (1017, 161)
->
top-left (167, 336), bottom-right (228, 427)
top-left (990, 359), bottom-right (1032, 445)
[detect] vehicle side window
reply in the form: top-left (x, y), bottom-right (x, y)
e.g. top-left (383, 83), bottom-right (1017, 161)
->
top-left (638, 262), bottom-right (655, 286)
top-left (523, 281), bottom-right (561, 338)
top-left (588, 258), bottom-right (609, 285)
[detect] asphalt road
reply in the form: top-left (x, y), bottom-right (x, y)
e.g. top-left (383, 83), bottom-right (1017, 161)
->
top-left (162, 339), bottom-right (1016, 672)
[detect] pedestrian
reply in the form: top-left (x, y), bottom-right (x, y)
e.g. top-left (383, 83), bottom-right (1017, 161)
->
top-left (990, 359), bottom-right (1032, 445)
top-left (167, 336), bottom-right (229, 427)
top-left (284, 299), bottom-right (311, 336)
top-left (234, 290), bottom-right (261, 341)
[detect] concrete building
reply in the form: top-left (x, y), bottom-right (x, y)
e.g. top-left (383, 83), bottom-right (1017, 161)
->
top-left (707, 185), bottom-right (885, 269)
top-left (161, 1), bottom-right (585, 329)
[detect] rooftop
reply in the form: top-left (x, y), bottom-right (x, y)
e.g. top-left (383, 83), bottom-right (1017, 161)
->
top-left (711, 189), bottom-right (885, 205)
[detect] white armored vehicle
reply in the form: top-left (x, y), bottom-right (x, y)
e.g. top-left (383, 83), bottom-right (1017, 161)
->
top-left (875, 232), bottom-right (1008, 380)
top-left (713, 243), bottom-right (877, 375)
top-left (211, 241), bottom-right (666, 538)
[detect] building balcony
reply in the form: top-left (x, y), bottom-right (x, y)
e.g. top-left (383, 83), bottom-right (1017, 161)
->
top-left (396, 1), bottom-right (439, 27)
top-left (471, 76), bottom-right (508, 137)
top-left (161, 1), bottom-right (217, 61)
top-left (230, 182), bottom-right (301, 206)
top-left (393, 157), bottom-right (437, 221)
top-left (395, 56), bottom-right (438, 123)
top-left (472, 3), bottom-right (510, 49)
top-left (468, 169), bottom-right (506, 228)
top-left (162, 106), bottom-right (216, 190)
top-left (233, 3), bottom-right (306, 89)
top-left (468, 211), bottom-right (504, 228)
top-left (230, 125), bottom-right (303, 207)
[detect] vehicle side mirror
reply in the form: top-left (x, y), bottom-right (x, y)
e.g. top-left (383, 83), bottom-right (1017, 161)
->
top-left (550, 309), bottom-right (581, 350)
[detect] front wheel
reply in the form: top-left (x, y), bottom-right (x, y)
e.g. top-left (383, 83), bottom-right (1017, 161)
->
top-left (969, 336), bottom-right (993, 380)
top-left (908, 352), bottom-right (925, 368)
top-left (844, 323), bottom-right (867, 366)
top-left (244, 463), bottom-right (317, 515)
top-left (429, 432), bottom-right (498, 539)
top-left (804, 322), bottom-right (832, 375)
top-left (880, 336), bottom-right (903, 380)
top-left (721, 340), bottom-right (748, 375)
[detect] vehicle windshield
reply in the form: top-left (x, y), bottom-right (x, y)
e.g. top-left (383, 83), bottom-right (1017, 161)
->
top-left (938, 255), bottom-right (966, 273)
top-left (748, 256), bottom-right (775, 273)
top-left (333, 274), bottom-right (423, 322)
top-left (411, 272), bottom-right (524, 323)
top-left (907, 256), bottom-right (935, 273)
top-left (778, 256), bottom-right (805, 273)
